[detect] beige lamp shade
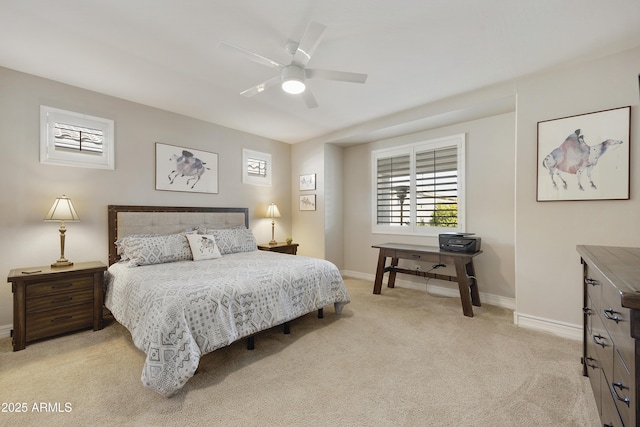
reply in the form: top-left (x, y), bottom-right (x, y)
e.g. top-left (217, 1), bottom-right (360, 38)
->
top-left (44, 195), bottom-right (80, 222)
top-left (266, 203), bottom-right (281, 218)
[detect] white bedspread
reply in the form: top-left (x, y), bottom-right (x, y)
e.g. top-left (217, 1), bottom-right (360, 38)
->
top-left (104, 250), bottom-right (350, 396)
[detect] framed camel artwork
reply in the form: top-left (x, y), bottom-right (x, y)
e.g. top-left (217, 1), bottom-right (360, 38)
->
top-left (536, 106), bottom-right (630, 201)
top-left (155, 142), bottom-right (219, 194)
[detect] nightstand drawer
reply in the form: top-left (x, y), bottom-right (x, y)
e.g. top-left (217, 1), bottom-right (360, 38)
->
top-left (26, 276), bottom-right (93, 298)
top-left (26, 288), bottom-right (94, 314)
top-left (26, 304), bottom-right (93, 342)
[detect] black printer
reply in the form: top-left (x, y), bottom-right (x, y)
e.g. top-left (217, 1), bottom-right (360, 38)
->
top-left (439, 233), bottom-right (481, 253)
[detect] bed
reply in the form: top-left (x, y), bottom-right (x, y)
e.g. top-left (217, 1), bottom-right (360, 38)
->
top-left (104, 205), bottom-right (350, 397)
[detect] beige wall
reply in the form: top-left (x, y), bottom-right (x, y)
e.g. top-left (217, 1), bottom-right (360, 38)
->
top-left (291, 141), bottom-right (325, 259)
top-left (0, 67), bottom-right (291, 331)
top-left (513, 46), bottom-right (640, 332)
top-left (323, 143), bottom-right (345, 268)
top-left (341, 112), bottom-right (517, 305)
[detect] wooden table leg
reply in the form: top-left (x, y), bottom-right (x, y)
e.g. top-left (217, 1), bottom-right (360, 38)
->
top-left (466, 260), bottom-right (481, 307)
top-left (373, 249), bottom-right (387, 294)
top-left (454, 258), bottom-right (474, 317)
top-left (388, 257), bottom-right (399, 288)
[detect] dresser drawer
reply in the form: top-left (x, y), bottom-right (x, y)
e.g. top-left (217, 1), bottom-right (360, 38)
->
top-left (601, 282), bottom-right (635, 374)
top-left (585, 264), bottom-right (607, 310)
top-left (612, 350), bottom-right (633, 426)
top-left (26, 288), bottom-right (94, 314)
top-left (591, 311), bottom-right (614, 384)
top-left (26, 275), bottom-right (93, 298)
top-left (584, 326), bottom-right (602, 415)
top-left (602, 370), bottom-right (625, 427)
top-left (393, 250), bottom-right (430, 261)
top-left (26, 304), bottom-right (93, 342)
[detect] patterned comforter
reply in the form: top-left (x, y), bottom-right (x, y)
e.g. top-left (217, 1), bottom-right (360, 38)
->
top-left (104, 250), bottom-right (350, 396)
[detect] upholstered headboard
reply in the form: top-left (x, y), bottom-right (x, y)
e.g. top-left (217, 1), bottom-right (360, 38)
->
top-left (107, 205), bottom-right (249, 265)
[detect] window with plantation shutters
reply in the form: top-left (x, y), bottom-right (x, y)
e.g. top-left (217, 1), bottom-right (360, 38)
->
top-left (372, 134), bottom-right (465, 235)
top-left (40, 105), bottom-right (115, 169)
top-left (376, 154), bottom-right (410, 226)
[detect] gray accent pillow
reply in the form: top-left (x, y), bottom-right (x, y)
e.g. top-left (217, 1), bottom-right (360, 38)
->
top-left (116, 232), bottom-right (194, 266)
top-left (197, 227), bottom-right (257, 254)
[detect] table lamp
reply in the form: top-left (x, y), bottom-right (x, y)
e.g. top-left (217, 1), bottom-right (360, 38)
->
top-left (44, 195), bottom-right (80, 267)
top-left (266, 203), bottom-right (281, 245)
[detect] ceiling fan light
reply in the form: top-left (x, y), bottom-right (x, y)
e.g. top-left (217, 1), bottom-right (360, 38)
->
top-left (281, 65), bottom-right (306, 94)
top-left (282, 78), bottom-right (305, 94)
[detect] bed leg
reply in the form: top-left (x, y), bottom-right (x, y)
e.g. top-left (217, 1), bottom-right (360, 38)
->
top-left (246, 336), bottom-right (255, 350)
top-left (283, 322), bottom-right (290, 334)
top-left (317, 308), bottom-right (324, 319)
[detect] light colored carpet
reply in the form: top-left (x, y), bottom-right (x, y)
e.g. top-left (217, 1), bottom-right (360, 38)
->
top-left (0, 278), bottom-right (599, 426)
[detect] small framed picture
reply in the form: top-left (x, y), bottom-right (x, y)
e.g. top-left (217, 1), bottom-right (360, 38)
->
top-left (299, 173), bottom-right (316, 191)
top-left (299, 194), bottom-right (316, 211)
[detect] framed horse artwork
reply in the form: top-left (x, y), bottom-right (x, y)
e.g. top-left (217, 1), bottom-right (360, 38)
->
top-left (155, 142), bottom-right (219, 194)
top-left (536, 106), bottom-right (630, 202)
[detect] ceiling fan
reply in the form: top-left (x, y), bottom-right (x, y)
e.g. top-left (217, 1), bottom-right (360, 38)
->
top-left (218, 21), bottom-right (368, 108)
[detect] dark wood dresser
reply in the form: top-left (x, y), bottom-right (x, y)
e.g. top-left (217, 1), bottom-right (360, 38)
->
top-left (578, 245), bottom-right (640, 427)
top-left (7, 261), bottom-right (107, 351)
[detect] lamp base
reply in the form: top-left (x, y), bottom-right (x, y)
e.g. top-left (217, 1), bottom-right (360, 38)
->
top-left (51, 259), bottom-right (73, 268)
top-left (269, 240), bottom-right (277, 245)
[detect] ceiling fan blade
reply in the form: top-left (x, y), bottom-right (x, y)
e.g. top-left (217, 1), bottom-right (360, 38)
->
top-left (306, 68), bottom-right (368, 84)
top-left (240, 76), bottom-right (281, 97)
top-left (302, 90), bottom-right (318, 109)
top-left (292, 21), bottom-right (326, 66)
top-left (218, 41), bottom-right (284, 70)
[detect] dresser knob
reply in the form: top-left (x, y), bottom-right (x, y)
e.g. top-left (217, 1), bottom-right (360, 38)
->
top-left (584, 356), bottom-right (598, 369)
top-left (603, 309), bottom-right (621, 323)
top-left (592, 334), bottom-right (607, 348)
top-left (611, 382), bottom-right (630, 406)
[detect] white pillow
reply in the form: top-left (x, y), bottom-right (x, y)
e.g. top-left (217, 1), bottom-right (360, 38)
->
top-left (186, 234), bottom-right (222, 261)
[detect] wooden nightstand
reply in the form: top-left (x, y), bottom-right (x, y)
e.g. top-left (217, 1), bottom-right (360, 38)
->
top-left (258, 242), bottom-right (299, 255)
top-left (7, 261), bottom-right (107, 351)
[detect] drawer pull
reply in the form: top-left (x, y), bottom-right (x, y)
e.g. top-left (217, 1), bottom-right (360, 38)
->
top-left (611, 382), bottom-right (630, 406)
top-left (592, 334), bottom-right (607, 348)
top-left (52, 297), bottom-right (73, 304)
top-left (52, 283), bottom-right (73, 289)
top-left (51, 315), bottom-right (73, 323)
top-left (411, 254), bottom-right (421, 259)
top-left (584, 356), bottom-right (598, 370)
top-left (584, 278), bottom-right (600, 286)
top-left (603, 309), bottom-right (621, 323)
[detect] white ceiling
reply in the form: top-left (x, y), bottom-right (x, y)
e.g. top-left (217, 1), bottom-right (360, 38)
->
top-left (1, 1), bottom-right (639, 145)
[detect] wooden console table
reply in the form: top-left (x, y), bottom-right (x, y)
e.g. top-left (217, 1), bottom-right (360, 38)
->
top-left (372, 243), bottom-right (482, 317)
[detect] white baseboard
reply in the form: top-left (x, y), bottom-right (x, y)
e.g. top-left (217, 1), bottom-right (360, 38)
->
top-left (0, 324), bottom-right (12, 339)
top-left (513, 312), bottom-right (582, 341)
top-left (341, 269), bottom-right (580, 341)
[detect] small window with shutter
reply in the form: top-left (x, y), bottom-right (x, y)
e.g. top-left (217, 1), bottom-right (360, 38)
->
top-left (40, 105), bottom-right (114, 169)
top-left (242, 149), bottom-right (272, 186)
